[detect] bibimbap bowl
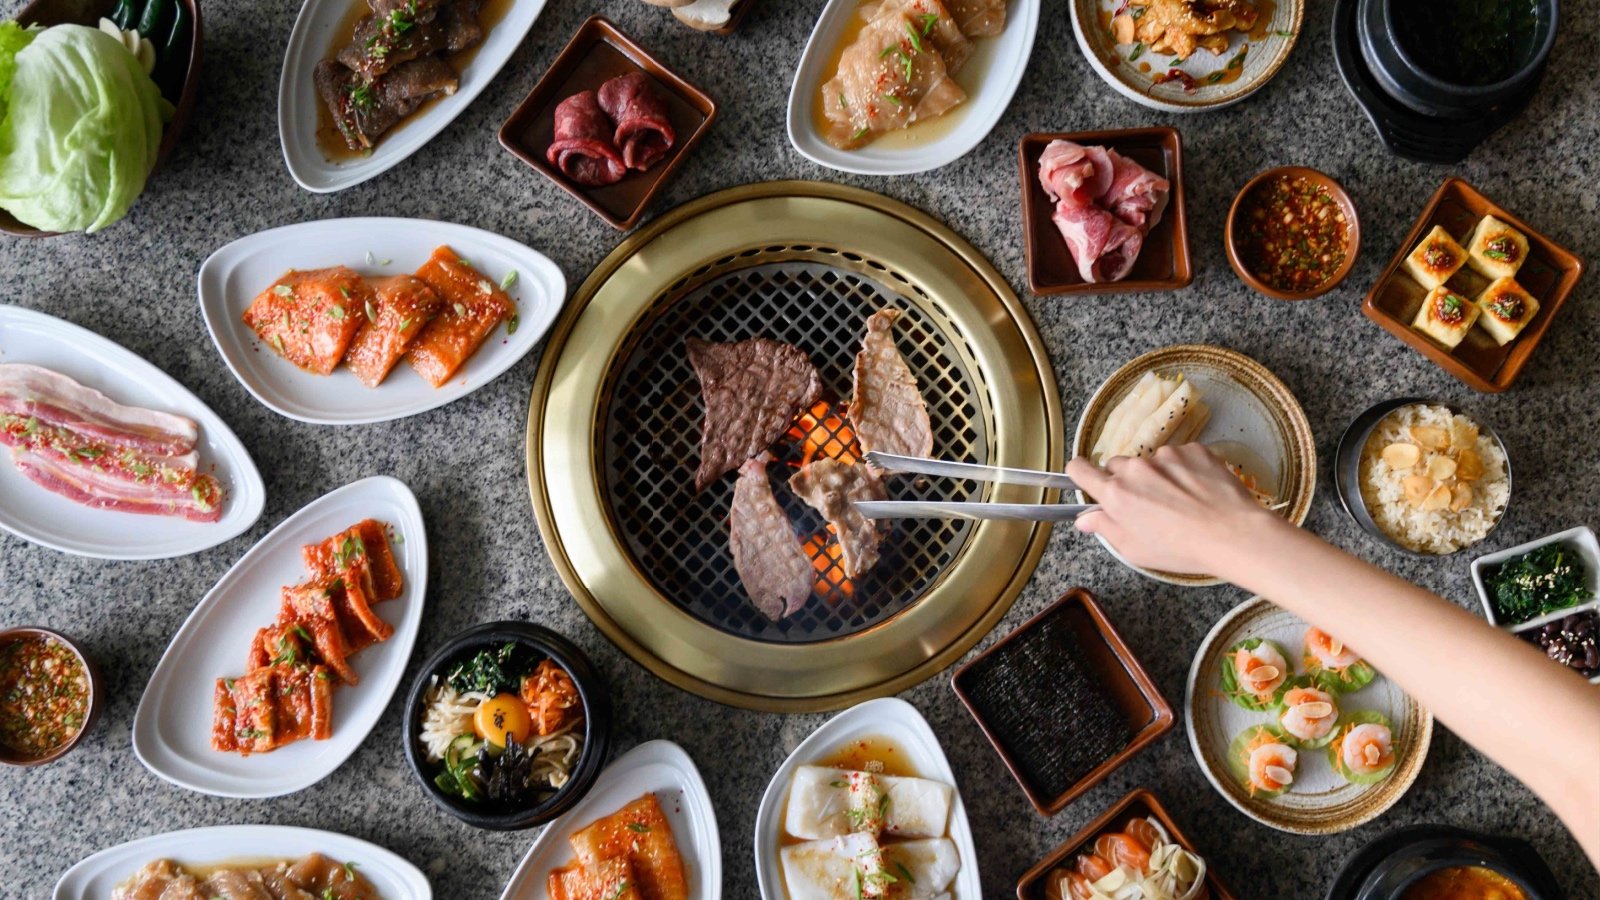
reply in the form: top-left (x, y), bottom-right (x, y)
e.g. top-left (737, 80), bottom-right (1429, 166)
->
top-left (403, 621), bottom-right (611, 830)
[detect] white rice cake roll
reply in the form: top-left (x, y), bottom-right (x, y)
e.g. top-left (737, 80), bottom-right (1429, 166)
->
top-left (785, 765), bottom-right (954, 840)
top-left (1403, 225), bottom-right (1468, 289)
top-left (1092, 372), bottom-right (1174, 464)
top-left (1465, 215), bottom-right (1529, 280)
top-left (882, 838), bottom-right (960, 898)
top-left (1119, 378), bottom-right (1202, 459)
top-left (781, 832), bottom-right (888, 899)
top-left (1473, 276), bottom-right (1539, 345)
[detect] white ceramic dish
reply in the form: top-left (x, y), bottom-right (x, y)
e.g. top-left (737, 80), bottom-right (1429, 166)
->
top-left (753, 697), bottom-right (981, 899)
top-left (1470, 526), bottom-right (1600, 685)
top-left (279, 0), bottom-right (550, 192)
top-left (500, 740), bottom-right (722, 899)
top-left (54, 824), bottom-right (432, 899)
top-left (0, 305), bottom-right (265, 560)
top-left (1069, 0), bottom-right (1303, 113)
top-left (1184, 597), bottom-right (1432, 835)
top-left (786, 0), bottom-right (1039, 176)
top-left (198, 217), bottom-right (567, 425)
top-left (131, 476), bottom-right (427, 798)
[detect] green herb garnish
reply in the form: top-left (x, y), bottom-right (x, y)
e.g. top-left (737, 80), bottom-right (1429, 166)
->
top-left (626, 822), bottom-right (651, 833)
top-left (447, 642), bottom-right (522, 694)
top-left (1129, 42), bottom-right (1144, 61)
top-left (500, 269), bottom-right (518, 290)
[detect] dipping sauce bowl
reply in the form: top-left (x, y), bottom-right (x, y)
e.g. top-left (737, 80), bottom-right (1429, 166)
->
top-left (1226, 166), bottom-right (1360, 301)
top-left (0, 627), bottom-right (101, 767)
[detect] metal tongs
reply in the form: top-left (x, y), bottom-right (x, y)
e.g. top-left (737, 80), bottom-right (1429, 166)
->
top-left (852, 452), bottom-right (1100, 522)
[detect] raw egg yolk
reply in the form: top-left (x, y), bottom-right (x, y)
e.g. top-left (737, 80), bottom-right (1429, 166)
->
top-left (473, 694), bottom-right (533, 747)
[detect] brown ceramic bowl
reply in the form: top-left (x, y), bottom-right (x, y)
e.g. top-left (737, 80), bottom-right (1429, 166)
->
top-left (1020, 127), bottom-right (1191, 296)
top-left (2, 0), bottom-right (204, 238)
top-left (1015, 788), bottom-right (1236, 900)
top-left (1362, 177), bottom-right (1584, 393)
top-left (951, 588), bottom-right (1174, 816)
top-left (497, 16), bottom-right (717, 232)
top-left (1225, 165), bottom-right (1360, 301)
top-left (0, 627), bottom-right (101, 766)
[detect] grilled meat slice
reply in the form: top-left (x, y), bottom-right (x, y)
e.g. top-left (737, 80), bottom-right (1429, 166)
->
top-left (315, 56), bottom-right (458, 152)
top-left (850, 309), bottom-right (933, 463)
top-left (730, 453), bottom-right (814, 621)
top-left (686, 337), bottom-right (824, 491)
top-left (790, 459), bottom-right (888, 579)
top-left (337, 13), bottom-right (447, 81)
top-left (439, 0), bottom-right (484, 51)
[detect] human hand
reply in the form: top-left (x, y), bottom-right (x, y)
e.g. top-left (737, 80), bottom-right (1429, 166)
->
top-left (1066, 443), bottom-right (1283, 576)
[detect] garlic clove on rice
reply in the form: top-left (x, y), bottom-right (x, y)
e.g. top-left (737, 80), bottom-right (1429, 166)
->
top-left (1450, 482), bottom-right (1473, 511)
top-left (1403, 474), bottom-right (1434, 505)
top-left (1427, 456), bottom-right (1458, 480)
top-left (1422, 483), bottom-right (1452, 511)
top-left (1456, 448), bottom-right (1484, 481)
top-left (1382, 442), bottom-right (1421, 469)
top-left (1411, 425), bottom-right (1449, 450)
top-left (1450, 415), bottom-right (1479, 448)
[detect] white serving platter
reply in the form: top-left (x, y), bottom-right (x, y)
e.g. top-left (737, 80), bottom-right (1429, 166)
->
top-left (198, 217), bottom-right (567, 425)
top-left (753, 697), bottom-right (981, 899)
top-left (786, 0), bottom-right (1039, 176)
top-left (500, 740), bottom-right (722, 900)
top-left (279, 0), bottom-right (550, 192)
top-left (0, 305), bottom-right (265, 560)
top-left (54, 824), bottom-right (432, 899)
top-left (131, 476), bottom-right (428, 798)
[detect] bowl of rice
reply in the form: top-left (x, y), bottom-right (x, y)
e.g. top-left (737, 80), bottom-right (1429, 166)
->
top-left (1336, 399), bottom-right (1511, 555)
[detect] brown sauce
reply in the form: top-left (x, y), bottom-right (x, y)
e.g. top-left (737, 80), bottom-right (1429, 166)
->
top-left (1400, 865), bottom-right (1526, 900)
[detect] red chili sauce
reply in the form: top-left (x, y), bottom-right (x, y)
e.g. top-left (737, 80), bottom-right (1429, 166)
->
top-left (0, 635), bottom-right (90, 759)
top-left (1236, 175), bottom-right (1351, 293)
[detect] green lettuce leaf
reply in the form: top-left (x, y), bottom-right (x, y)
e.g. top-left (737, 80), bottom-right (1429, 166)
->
top-left (0, 21), bottom-right (39, 122)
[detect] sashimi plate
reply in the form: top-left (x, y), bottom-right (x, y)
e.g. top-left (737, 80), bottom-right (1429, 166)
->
top-left (500, 740), bottom-right (722, 900)
top-left (54, 824), bottom-right (432, 898)
top-left (132, 476), bottom-right (427, 798)
top-left (1185, 596), bottom-right (1432, 834)
top-left (753, 697), bottom-right (982, 899)
top-left (199, 217), bottom-right (566, 425)
top-left (787, 0), bottom-right (1040, 175)
top-left (0, 305), bottom-right (265, 560)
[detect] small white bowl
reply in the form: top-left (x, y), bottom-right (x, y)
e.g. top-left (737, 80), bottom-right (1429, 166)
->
top-left (1470, 526), bottom-right (1600, 630)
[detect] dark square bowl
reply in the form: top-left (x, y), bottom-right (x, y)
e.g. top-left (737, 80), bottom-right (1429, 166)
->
top-left (1015, 788), bottom-right (1235, 900)
top-left (1362, 177), bottom-right (1584, 393)
top-left (1019, 128), bottom-right (1191, 296)
top-left (497, 15), bottom-right (716, 231)
top-left (951, 587), bottom-right (1174, 816)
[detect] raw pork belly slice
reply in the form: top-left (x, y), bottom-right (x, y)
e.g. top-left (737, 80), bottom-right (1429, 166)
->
top-left (597, 72), bottom-right (677, 172)
top-left (789, 458), bottom-right (888, 580)
top-left (1101, 149), bottom-right (1171, 231)
top-left (850, 309), bottom-right (933, 461)
top-left (1051, 203), bottom-right (1145, 284)
top-left (547, 91), bottom-right (627, 187)
top-left (0, 363), bottom-right (196, 456)
top-left (1038, 140), bottom-right (1114, 208)
top-left (407, 245), bottom-right (516, 387)
top-left (344, 275), bottom-right (444, 388)
top-left (730, 453), bottom-right (814, 622)
top-left (686, 337), bottom-right (823, 491)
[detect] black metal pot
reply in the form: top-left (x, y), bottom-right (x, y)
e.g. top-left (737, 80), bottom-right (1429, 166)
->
top-left (1326, 824), bottom-right (1565, 900)
top-left (1357, 0), bottom-right (1558, 117)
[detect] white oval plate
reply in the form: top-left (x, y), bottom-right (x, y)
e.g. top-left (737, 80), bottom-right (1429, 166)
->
top-left (279, 0), bottom-right (549, 192)
top-left (54, 824), bottom-right (432, 899)
top-left (131, 476), bottom-right (428, 798)
top-left (753, 697), bottom-right (981, 899)
top-left (787, 0), bottom-right (1039, 176)
top-left (0, 306), bottom-right (264, 560)
top-left (199, 217), bottom-right (567, 425)
top-left (500, 740), bottom-right (722, 900)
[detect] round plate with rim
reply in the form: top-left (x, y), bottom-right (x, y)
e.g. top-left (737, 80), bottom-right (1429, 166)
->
top-left (1185, 596), bottom-right (1432, 835)
top-left (1072, 343), bottom-right (1315, 587)
top-left (1069, 0), bottom-right (1304, 112)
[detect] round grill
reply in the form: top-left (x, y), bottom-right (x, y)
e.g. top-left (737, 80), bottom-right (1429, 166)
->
top-left (600, 254), bottom-right (992, 643)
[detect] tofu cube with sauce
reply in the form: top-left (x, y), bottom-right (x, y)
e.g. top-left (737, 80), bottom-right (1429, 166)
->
top-left (1474, 276), bottom-right (1540, 345)
top-left (1403, 225), bottom-right (1468, 290)
top-left (1465, 215), bottom-right (1530, 280)
top-left (1411, 285), bottom-right (1480, 349)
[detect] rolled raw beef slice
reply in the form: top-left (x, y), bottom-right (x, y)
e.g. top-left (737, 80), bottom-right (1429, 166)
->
top-left (597, 71), bottom-right (677, 171)
top-left (547, 91), bottom-right (626, 186)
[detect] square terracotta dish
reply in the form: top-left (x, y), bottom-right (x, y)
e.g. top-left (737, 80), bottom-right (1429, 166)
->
top-left (497, 16), bottom-right (716, 231)
top-left (1015, 788), bottom-right (1235, 900)
top-left (1362, 178), bottom-right (1584, 392)
top-left (951, 587), bottom-right (1174, 816)
top-left (1020, 128), bottom-right (1191, 296)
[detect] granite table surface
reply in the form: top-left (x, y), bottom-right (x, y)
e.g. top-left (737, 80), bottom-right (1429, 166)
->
top-left (3, 0), bottom-right (1598, 897)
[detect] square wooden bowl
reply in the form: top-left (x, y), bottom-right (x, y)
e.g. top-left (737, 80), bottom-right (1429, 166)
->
top-left (497, 16), bottom-right (716, 231)
top-left (1015, 788), bottom-right (1236, 900)
top-left (1362, 177), bottom-right (1584, 392)
top-left (1019, 128), bottom-right (1191, 296)
top-left (951, 588), bottom-right (1174, 816)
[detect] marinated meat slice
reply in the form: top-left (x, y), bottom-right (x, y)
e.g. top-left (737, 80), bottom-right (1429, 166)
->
top-left (345, 275), bottom-right (444, 387)
top-left (330, 560), bottom-right (394, 649)
top-left (243, 266), bottom-right (371, 375)
top-left (547, 91), bottom-right (626, 187)
top-left (112, 860), bottom-right (207, 900)
top-left (596, 72), bottom-right (676, 171)
top-left (278, 853), bottom-right (382, 898)
top-left (368, 0), bottom-right (443, 21)
top-left (686, 337), bottom-right (823, 491)
top-left (568, 794), bottom-right (689, 900)
top-left (407, 245), bottom-right (517, 387)
top-left (211, 678), bottom-right (239, 753)
top-left (865, 0), bottom-right (973, 70)
top-left (114, 857), bottom-right (379, 900)
top-left (247, 620), bottom-right (314, 672)
top-left (850, 309), bottom-right (933, 461)
top-left (438, 0), bottom-right (484, 52)
top-left (277, 585), bottom-right (360, 683)
top-left (303, 520), bottom-right (404, 601)
top-left (223, 668), bottom-right (278, 755)
top-left (316, 57), bottom-right (458, 152)
top-left (199, 869), bottom-right (273, 899)
top-left (266, 662), bottom-right (334, 744)
top-left (549, 857), bottom-right (639, 900)
top-left (337, 14), bottom-right (446, 81)
top-left (821, 2), bottom-right (967, 150)
top-left (729, 453), bottom-right (813, 622)
top-left (789, 459), bottom-right (888, 579)
top-left (943, 0), bottom-right (1007, 36)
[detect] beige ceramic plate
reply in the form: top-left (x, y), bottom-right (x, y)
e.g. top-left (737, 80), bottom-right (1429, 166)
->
top-left (1069, 0), bottom-right (1304, 112)
top-left (1185, 596), bottom-right (1432, 834)
top-left (1072, 343), bottom-right (1315, 586)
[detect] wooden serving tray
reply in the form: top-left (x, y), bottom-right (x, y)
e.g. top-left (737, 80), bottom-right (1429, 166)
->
top-left (1362, 177), bottom-right (1583, 392)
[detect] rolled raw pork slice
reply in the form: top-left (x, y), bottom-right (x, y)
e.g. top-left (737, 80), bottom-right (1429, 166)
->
top-left (1051, 202), bottom-right (1144, 283)
top-left (597, 71), bottom-right (676, 171)
top-left (546, 91), bottom-right (626, 186)
top-left (1038, 139), bottom-right (1113, 207)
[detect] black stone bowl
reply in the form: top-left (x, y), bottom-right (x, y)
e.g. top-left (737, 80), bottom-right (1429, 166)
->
top-left (1357, 0), bottom-right (1558, 117)
top-left (403, 621), bottom-right (611, 830)
top-left (1326, 824), bottom-right (1564, 899)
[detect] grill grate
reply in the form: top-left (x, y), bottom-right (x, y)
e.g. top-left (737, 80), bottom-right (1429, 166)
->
top-left (600, 255), bottom-right (992, 643)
